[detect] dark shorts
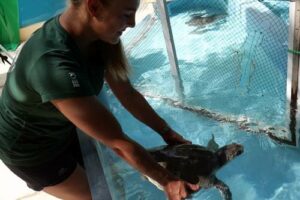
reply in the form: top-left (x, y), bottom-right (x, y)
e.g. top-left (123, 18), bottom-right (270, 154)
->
top-left (4, 135), bottom-right (85, 191)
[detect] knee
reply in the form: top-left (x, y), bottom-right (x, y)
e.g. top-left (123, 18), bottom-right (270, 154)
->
top-left (66, 190), bottom-right (91, 200)
top-left (78, 192), bottom-right (92, 200)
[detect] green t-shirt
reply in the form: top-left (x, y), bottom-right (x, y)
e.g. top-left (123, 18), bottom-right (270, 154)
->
top-left (0, 15), bottom-right (106, 166)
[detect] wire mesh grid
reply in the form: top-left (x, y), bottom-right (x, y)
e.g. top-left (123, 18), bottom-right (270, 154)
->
top-left (121, 0), bottom-right (293, 143)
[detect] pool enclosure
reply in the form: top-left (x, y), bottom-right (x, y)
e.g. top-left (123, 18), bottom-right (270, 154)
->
top-left (98, 1), bottom-right (300, 199)
top-left (118, 0), bottom-right (300, 146)
top-left (1, 0), bottom-right (300, 199)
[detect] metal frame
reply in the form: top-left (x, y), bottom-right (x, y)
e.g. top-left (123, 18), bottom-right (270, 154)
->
top-left (286, 0), bottom-right (300, 146)
top-left (156, 0), bottom-right (185, 99)
top-left (77, 131), bottom-right (112, 200)
top-left (77, 91), bottom-right (113, 200)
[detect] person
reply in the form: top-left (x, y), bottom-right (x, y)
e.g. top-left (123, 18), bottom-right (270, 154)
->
top-left (0, 0), bottom-right (200, 199)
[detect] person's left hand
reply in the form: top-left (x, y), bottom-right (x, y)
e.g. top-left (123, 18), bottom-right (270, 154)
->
top-left (162, 129), bottom-right (192, 145)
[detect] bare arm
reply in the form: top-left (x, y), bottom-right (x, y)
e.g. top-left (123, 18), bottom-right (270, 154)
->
top-left (52, 96), bottom-right (199, 199)
top-left (52, 96), bottom-right (174, 186)
top-left (105, 73), bottom-right (169, 134)
top-left (105, 73), bottom-right (191, 145)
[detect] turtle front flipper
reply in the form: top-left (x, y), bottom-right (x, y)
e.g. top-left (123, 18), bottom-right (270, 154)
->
top-left (213, 177), bottom-right (232, 200)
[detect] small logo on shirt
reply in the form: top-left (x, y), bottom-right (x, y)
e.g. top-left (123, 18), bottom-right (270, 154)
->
top-left (58, 167), bottom-right (68, 176)
top-left (69, 72), bottom-right (80, 88)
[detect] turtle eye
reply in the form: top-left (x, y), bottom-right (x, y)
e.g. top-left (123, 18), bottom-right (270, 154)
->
top-left (236, 149), bottom-right (243, 155)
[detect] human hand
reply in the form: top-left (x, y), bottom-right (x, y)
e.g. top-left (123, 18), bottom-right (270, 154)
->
top-left (162, 128), bottom-right (192, 145)
top-left (163, 179), bottom-right (200, 200)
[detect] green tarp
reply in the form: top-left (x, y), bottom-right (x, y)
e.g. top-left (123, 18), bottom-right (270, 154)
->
top-left (0, 0), bottom-right (20, 50)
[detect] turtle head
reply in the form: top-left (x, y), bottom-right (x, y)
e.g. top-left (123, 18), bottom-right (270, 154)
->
top-left (216, 143), bottom-right (244, 166)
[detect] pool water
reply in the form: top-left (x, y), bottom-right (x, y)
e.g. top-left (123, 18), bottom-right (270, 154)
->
top-left (125, 0), bottom-right (289, 135)
top-left (97, 94), bottom-right (300, 200)
top-left (96, 0), bottom-right (300, 199)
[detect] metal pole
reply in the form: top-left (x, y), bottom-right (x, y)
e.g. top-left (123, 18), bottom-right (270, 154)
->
top-left (286, 0), bottom-right (300, 146)
top-left (156, 0), bottom-right (184, 99)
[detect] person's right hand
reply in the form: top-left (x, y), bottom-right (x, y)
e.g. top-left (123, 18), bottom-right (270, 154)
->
top-left (163, 179), bottom-right (200, 200)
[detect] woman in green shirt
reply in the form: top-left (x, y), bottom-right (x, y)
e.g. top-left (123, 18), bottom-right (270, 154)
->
top-left (0, 0), bottom-right (199, 199)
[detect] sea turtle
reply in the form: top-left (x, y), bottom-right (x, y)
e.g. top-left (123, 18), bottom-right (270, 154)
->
top-left (185, 14), bottom-right (219, 27)
top-left (185, 13), bottom-right (227, 34)
top-left (146, 136), bottom-right (244, 200)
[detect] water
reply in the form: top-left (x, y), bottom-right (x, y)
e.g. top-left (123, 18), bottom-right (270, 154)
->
top-left (97, 94), bottom-right (300, 200)
top-left (125, 0), bottom-right (289, 131)
top-left (97, 0), bottom-right (300, 199)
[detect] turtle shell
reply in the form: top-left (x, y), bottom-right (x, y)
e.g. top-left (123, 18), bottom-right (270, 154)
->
top-left (148, 144), bottom-right (220, 184)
